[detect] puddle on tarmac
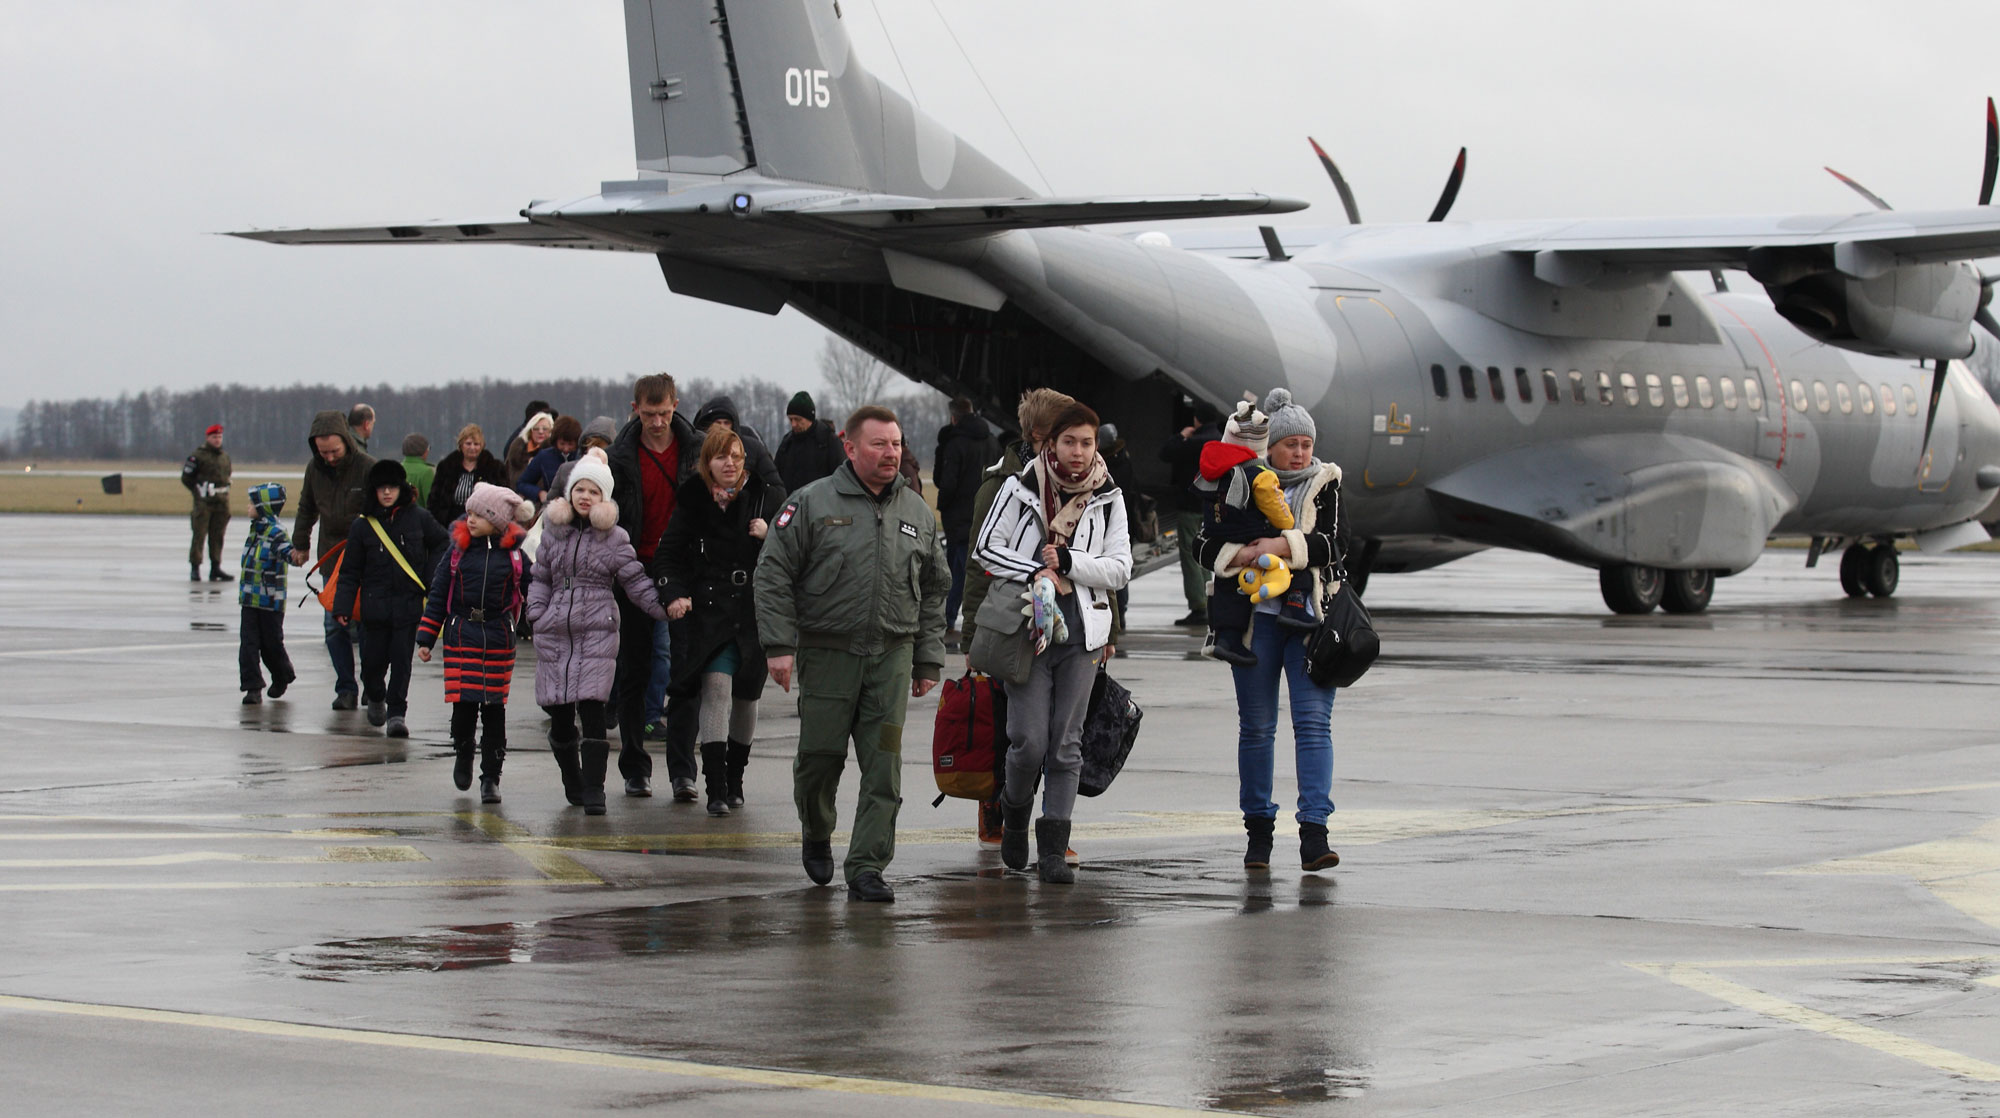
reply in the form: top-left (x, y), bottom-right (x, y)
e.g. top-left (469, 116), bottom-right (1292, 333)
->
top-left (272, 861), bottom-right (1338, 981)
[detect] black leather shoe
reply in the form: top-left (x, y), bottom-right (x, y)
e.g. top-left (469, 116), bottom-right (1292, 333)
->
top-left (266, 676), bottom-right (291, 699)
top-left (671, 777), bottom-right (698, 802)
top-left (208, 566), bottom-right (234, 582)
top-left (331, 692), bottom-right (359, 711)
top-left (1174, 610), bottom-right (1207, 627)
top-left (847, 870), bottom-right (894, 902)
top-left (480, 778), bottom-right (502, 805)
top-left (801, 840), bottom-right (835, 885)
top-left (241, 689), bottom-right (261, 706)
top-left (625, 777), bottom-right (652, 797)
top-left (365, 699), bottom-right (388, 727)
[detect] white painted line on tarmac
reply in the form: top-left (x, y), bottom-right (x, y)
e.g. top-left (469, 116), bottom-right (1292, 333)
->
top-left (0, 994), bottom-right (1207, 1116)
top-left (0, 641), bottom-right (225, 659)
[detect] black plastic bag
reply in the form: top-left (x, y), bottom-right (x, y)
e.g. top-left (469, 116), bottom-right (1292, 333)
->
top-left (1078, 669), bottom-right (1142, 797)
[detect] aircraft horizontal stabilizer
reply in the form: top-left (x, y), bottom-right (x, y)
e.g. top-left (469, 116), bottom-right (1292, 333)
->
top-left (226, 222), bottom-right (650, 251)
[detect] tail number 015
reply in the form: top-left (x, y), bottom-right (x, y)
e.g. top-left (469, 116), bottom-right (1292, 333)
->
top-left (785, 68), bottom-right (831, 108)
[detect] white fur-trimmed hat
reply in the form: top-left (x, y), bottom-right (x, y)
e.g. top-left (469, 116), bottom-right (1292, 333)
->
top-left (566, 451), bottom-right (614, 502)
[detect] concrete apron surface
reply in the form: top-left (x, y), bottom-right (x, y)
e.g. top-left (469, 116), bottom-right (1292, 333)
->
top-left (1, 513), bottom-right (1998, 1116)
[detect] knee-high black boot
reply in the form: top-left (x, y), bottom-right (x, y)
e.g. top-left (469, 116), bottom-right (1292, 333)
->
top-left (700, 742), bottom-right (730, 817)
top-left (550, 731), bottom-right (583, 806)
top-left (725, 740), bottom-right (751, 808)
top-left (479, 717), bottom-right (506, 805)
top-left (579, 738), bottom-right (610, 816)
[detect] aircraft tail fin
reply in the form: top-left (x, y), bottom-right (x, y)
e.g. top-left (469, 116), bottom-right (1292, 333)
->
top-left (623, 0), bottom-right (1033, 198)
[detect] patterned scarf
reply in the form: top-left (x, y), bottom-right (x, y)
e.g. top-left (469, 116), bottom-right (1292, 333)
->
top-left (1032, 448), bottom-right (1109, 546)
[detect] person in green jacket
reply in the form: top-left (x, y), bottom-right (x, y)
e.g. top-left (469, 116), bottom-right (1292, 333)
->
top-left (754, 405), bottom-right (950, 903)
top-left (184, 423), bottom-right (234, 582)
top-left (400, 434), bottom-right (435, 507)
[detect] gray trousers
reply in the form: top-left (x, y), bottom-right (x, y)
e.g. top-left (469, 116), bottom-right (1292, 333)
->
top-left (1002, 642), bottom-right (1097, 821)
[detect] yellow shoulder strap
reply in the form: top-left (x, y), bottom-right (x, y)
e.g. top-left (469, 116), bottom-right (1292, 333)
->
top-left (365, 516), bottom-right (426, 591)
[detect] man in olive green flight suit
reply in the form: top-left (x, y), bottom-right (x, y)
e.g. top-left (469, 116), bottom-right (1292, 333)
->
top-left (186, 423), bottom-right (234, 582)
top-left (755, 405), bottom-right (950, 903)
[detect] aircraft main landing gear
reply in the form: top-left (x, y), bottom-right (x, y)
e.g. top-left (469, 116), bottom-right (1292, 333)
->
top-left (1838, 543), bottom-right (1899, 599)
top-left (1660, 569), bottom-right (1714, 614)
top-left (1599, 564), bottom-right (1665, 614)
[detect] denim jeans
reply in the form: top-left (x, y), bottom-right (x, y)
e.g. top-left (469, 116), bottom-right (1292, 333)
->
top-left (1229, 617), bottom-right (1336, 825)
top-left (944, 539), bottom-right (969, 630)
top-left (322, 609), bottom-right (359, 697)
top-left (643, 616), bottom-right (672, 727)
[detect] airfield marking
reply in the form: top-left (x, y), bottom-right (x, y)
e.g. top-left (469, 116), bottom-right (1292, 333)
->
top-left (0, 993), bottom-right (1207, 1117)
top-left (1778, 817), bottom-right (2000, 933)
top-left (1629, 958), bottom-right (2000, 1083)
top-left (456, 811), bottom-right (603, 885)
top-left (0, 641), bottom-right (224, 660)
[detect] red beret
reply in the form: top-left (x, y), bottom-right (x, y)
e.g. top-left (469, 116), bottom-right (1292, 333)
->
top-left (205, 424), bottom-right (224, 436)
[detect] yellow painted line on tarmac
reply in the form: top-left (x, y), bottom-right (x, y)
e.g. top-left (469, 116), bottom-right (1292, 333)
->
top-left (1629, 963), bottom-right (2000, 1082)
top-left (1780, 818), bottom-right (2000, 933)
top-left (0, 993), bottom-right (1204, 1116)
top-left (457, 812), bottom-right (603, 886)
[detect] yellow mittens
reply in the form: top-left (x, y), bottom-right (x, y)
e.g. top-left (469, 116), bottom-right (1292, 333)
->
top-left (1235, 551), bottom-right (1292, 602)
top-left (1249, 469), bottom-right (1296, 531)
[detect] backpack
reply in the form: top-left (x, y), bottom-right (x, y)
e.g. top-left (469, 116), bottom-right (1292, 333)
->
top-left (930, 673), bottom-right (1009, 804)
top-left (448, 545), bottom-right (525, 620)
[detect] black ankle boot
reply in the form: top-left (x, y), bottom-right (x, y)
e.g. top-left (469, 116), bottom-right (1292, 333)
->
top-left (1244, 815), bottom-right (1276, 869)
top-left (1000, 798), bottom-right (1032, 871)
top-left (452, 741), bottom-right (475, 792)
top-left (1300, 822), bottom-right (1339, 871)
top-left (1035, 818), bottom-right (1076, 884)
top-left (578, 738), bottom-right (610, 815)
top-left (700, 742), bottom-right (730, 816)
top-left (208, 564), bottom-right (234, 582)
top-left (725, 740), bottom-right (751, 807)
top-left (190, 564), bottom-right (201, 582)
top-left (479, 738), bottom-right (505, 804)
top-left (550, 734), bottom-right (583, 806)
top-left (801, 839), bottom-right (835, 885)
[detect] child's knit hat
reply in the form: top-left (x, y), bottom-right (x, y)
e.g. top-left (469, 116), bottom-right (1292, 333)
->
top-left (566, 449), bottom-right (615, 501)
top-left (464, 482), bottom-right (532, 529)
top-left (1222, 394), bottom-right (1271, 456)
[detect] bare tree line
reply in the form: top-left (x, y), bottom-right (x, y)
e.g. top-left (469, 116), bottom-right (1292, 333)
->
top-left (11, 347), bottom-right (950, 464)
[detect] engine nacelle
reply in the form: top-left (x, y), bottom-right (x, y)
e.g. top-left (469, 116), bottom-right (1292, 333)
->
top-left (1754, 249), bottom-right (1980, 360)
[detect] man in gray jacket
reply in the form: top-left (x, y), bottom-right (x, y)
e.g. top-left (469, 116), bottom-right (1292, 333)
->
top-left (755, 406), bottom-right (950, 903)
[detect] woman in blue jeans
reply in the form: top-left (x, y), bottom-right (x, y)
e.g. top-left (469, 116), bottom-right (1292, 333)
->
top-left (1196, 388), bottom-right (1348, 871)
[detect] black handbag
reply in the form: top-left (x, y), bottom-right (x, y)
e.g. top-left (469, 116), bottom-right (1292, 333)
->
top-left (1303, 486), bottom-right (1379, 688)
top-left (1077, 669), bottom-right (1142, 797)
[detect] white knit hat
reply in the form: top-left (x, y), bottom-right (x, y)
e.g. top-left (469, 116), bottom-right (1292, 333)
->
top-left (566, 451), bottom-right (614, 501)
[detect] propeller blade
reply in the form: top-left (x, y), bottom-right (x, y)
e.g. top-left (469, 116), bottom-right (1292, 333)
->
top-left (1824, 167), bottom-right (1892, 211)
top-left (1427, 147), bottom-right (1467, 222)
top-left (1306, 137), bottom-right (1362, 225)
top-left (1919, 357), bottom-right (1951, 464)
top-left (1977, 307), bottom-right (2000, 340)
top-left (1982, 97), bottom-right (1997, 206)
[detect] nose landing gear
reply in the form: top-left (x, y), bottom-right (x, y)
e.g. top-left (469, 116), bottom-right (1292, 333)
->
top-left (1838, 542), bottom-right (1899, 598)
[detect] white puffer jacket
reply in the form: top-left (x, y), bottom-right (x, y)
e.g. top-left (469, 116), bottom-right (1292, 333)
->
top-left (974, 471), bottom-right (1132, 651)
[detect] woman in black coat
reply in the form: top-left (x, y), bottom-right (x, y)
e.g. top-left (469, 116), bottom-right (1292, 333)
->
top-left (429, 423), bottom-right (509, 526)
top-left (654, 427), bottom-right (786, 816)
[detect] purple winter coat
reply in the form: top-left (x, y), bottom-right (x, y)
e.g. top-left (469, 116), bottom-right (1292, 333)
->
top-left (526, 496), bottom-right (665, 706)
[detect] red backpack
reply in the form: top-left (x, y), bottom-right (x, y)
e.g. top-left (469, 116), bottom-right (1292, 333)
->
top-left (931, 673), bottom-right (1008, 804)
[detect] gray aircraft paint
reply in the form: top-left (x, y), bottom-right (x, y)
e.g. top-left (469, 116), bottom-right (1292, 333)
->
top-left (236, 0), bottom-right (2000, 608)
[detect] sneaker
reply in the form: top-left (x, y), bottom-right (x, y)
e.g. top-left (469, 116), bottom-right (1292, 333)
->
top-left (242, 689), bottom-right (262, 706)
top-left (365, 699), bottom-right (388, 727)
top-left (384, 716), bottom-right (408, 739)
top-left (976, 799), bottom-right (1003, 847)
top-left (331, 692), bottom-right (359, 711)
top-left (1066, 846), bottom-right (1081, 868)
top-left (643, 720), bottom-right (670, 743)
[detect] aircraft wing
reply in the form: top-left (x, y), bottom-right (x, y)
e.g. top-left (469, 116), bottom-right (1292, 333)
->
top-left (226, 221), bottom-right (652, 251)
top-left (768, 193), bottom-right (1309, 232)
top-left (1503, 206), bottom-right (2000, 271)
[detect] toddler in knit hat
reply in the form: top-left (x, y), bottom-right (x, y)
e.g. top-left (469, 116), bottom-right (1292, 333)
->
top-left (1192, 394), bottom-right (1298, 666)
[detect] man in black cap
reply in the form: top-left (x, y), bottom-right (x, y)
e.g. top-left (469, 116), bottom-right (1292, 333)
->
top-left (775, 390), bottom-right (845, 495)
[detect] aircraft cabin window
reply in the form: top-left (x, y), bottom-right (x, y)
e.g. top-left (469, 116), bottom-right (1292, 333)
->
top-left (1645, 373), bottom-right (1665, 407)
top-left (1460, 365), bottom-right (1477, 399)
top-left (1570, 370), bottom-right (1587, 403)
top-left (1718, 377), bottom-right (1737, 409)
top-left (1744, 377), bottom-right (1763, 411)
top-left (1431, 364), bottom-right (1448, 399)
top-left (1859, 385), bottom-right (1875, 415)
top-left (1902, 384), bottom-right (1918, 414)
top-left (1670, 375), bottom-right (1690, 408)
top-left (1543, 369), bottom-right (1561, 403)
top-left (1515, 367), bottom-right (1533, 402)
top-left (1694, 376), bottom-right (1713, 408)
top-left (1881, 383), bottom-right (1897, 416)
top-left (1835, 382), bottom-right (1853, 415)
top-left (1488, 366), bottom-right (1507, 402)
top-left (1789, 379), bottom-right (1808, 411)
top-left (1812, 381), bottom-right (1831, 414)
top-left (1598, 371), bottom-right (1615, 405)
top-left (1620, 372), bottom-right (1640, 407)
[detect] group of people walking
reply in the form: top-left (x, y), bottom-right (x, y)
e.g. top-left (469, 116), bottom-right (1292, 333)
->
top-left (210, 372), bottom-right (1349, 899)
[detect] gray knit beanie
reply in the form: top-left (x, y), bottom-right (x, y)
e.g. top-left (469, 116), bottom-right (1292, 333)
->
top-left (1263, 387), bottom-right (1315, 448)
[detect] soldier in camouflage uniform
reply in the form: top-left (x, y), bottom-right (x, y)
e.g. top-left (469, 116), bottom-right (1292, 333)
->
top-left (185, 424), bottom-right (234, 582)
top-left (754, 406), bottom-right (950, 903)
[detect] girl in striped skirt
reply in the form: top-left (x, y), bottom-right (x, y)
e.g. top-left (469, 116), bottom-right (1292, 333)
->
top-left (419, 483), bottom-right (535, 803)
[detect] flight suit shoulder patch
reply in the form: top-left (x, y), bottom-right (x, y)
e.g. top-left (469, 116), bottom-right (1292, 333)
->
top-left (775, 503), bottom-right (798, 529)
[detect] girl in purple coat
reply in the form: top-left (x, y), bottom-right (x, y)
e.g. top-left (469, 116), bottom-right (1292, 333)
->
top-left (526, 450), bottom-right (666, 814)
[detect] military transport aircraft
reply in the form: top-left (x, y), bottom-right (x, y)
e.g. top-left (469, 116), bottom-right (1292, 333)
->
top-left (235, 0), bottom-right (2000, 614)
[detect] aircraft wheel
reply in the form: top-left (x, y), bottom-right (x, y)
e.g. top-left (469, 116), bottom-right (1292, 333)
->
top-left (1863, 545), bottom-right (1899, 598)
top-left (1838, 545), bottom-right (1869, 598)
top-left (1660, 569), bottom-right (1714, 614)
top-left (1599, 564), bottom-right (1664, 614)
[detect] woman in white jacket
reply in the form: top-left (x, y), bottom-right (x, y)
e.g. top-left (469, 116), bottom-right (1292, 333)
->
top-left (973, 402), bottom-right (1132, 883)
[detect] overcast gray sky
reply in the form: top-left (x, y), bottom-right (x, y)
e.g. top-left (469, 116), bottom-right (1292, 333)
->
top-left (5, 1), bottom-right (2000, 409)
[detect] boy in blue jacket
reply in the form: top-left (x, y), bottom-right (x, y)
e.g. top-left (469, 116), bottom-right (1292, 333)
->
top-left (239, 482), bottom-right (296, 704)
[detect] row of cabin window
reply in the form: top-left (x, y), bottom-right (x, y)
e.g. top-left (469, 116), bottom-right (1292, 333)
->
top-left (1429, 364), bottom-right (1918, 418)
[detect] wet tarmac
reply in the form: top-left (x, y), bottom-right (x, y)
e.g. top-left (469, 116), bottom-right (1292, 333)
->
top-left (3, 513), bottom-right (1999, 1115)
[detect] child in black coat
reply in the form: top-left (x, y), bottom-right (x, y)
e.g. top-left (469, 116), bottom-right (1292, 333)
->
top-left (333, 459), bottom-right (448, 738)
